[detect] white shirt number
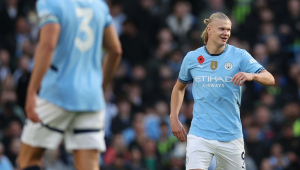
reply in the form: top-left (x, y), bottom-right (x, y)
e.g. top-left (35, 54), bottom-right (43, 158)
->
top-left (75, 8), bottom-right (94, 52)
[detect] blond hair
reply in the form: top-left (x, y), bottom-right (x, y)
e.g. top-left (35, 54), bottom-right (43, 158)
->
top-left (201, 12), bottom-right (230, 44)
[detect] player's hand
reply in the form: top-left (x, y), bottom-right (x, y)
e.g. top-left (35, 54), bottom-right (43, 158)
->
top-left (25, 92), bottom-right (40, 123)
top-left (170, 117), bottom-right (187, 142)
top-left (232, 72), bottom-right (255, 86)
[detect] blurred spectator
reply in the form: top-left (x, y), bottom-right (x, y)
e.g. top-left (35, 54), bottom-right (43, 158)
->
top-left (104, 83), bottom-right (118, 139)
top-left (142, 138), bottom-right (163, 170)
top-left (200, 0), bottom-right (229, 25)
top-left (280, 0), bottom-right (300, 37)
top-left (0, 0), bottom-right (18, 41)
top-left (276, 122), bottom-right (300, 156)
top-left (128, 147), bottom-right (147, 170)
top-left (119, 20), bottom-right (150, 66)
top-left (6, 137), bottom-right (21, 168)
top-left (0, 0), bottom-right (299, 169)
top-left (15, 16), bottom-right (31, 58)
top-left (254, 105), bottom-right (274, 143)
top-left (260, 158), bottom-right (273, 170)
top-left (166, 0), bottom-right (198, 44)
top-left (144, 101), bottom-right (170, 141)
top-left (109, 1), bottom-right (127, 36)
top-left (0, 49), bottom-right (11, 81)
top-left (111, 98), bottom-right (132, 134)
top-left (245, 147), bottom-right (258, 170)
top-left (253, 43), bottom-right (269, 68)
top-left (104, 153), bottom-right (131, 170)
top-left (268, 143), bottom-right (290, 170)
top-left (283, 102), bottom-right (300, 137)
top-left (15, 55), bottom-right (31, 109)
top-left (245, 122), bottom-right (268, 166)
top-left (167, 49), bottom-right (183, 76)
top-left (122, 113), bottom-right (147, 146)
top-left (104, 134), bottom-right (129, 166)
top-left (43, 149), bottom-right (74, 170)
top-left (0, 142), bottom-right (13, 170)
top-left (157, 121), bottom-right (177, 166)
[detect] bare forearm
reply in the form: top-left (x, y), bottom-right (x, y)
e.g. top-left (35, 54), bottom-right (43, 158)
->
top-left (27, 44), bottom-right (54, 93)
top-left (170, 87), bottom-right (185, 120)
top-left (253, 71), bottom-right (275, 86)
top-left (102, 52), bottom-right (121, 90)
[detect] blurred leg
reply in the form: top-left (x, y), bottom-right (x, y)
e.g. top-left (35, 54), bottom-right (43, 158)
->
top-left (17, 143), bottom-right (45, 170)
top-left (73, 150), bottom-right (99, 170)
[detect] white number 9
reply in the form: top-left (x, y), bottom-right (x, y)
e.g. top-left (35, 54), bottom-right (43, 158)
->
top-left (75, 8), bottom-right (94, 52)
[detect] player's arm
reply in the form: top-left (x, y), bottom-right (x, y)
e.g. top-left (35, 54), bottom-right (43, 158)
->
top-left (233, 50), bottom-right (275, 86)
top-left (170, 80), bottom-right (188, 142)
top-left (232, 70), bottom-right (275, 86)
top-left (102, 25), bottom-right (122, 90)
top-left (253, 70), bottom-right (275, 86)
top-left (26, 23), bottom-right (61, 122)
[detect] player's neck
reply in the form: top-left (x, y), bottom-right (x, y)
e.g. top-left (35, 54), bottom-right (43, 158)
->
top-left (205, 42), bottom-right (226, 55)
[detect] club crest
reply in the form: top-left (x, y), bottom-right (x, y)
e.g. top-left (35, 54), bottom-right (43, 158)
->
top-left (210, 61), bottom-right (218, 70)
top-left (224, 62), bottom-right (233, 70)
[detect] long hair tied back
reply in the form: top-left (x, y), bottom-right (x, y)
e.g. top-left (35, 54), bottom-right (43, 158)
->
top-left (201, 12), bottom-right (230, 44)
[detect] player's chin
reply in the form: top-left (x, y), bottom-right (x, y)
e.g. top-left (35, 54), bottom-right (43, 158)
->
top-left (217, 40), bottom-right (227, 46)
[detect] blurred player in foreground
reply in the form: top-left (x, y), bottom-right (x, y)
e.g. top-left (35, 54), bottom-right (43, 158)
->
top-left (170, 12), bottom-right (275, 170)
top-left (17, 0), bottom-right (122, 170)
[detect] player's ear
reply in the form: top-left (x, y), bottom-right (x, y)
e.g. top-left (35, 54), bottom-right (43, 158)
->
top-left (207, 27), bottom-right (212, 35)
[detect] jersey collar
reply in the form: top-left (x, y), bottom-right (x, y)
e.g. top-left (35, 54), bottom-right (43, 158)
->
top-left (204, 44), bottom-right (228, 56)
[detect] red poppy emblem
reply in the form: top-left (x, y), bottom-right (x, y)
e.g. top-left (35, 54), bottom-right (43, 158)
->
top-left (197, 56), bottom-right (205, 64)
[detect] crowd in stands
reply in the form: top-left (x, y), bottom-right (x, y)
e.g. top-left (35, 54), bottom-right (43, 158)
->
top-left (0, 0), bottom-right (300, 170)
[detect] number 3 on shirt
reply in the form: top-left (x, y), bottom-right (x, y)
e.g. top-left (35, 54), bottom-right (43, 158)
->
top-left (75, 8), bottom-right (94, 52)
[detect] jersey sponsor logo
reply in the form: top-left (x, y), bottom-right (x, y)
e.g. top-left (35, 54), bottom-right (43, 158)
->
top-left (195, 76), bottom-right (232, 88)
top-left (195, 76), bottom-right (232, 82)
top-left (202, 84), bottom-right (225, 88)
top-left (224, 62), bottom-right (233, 70)
top-left (249, 59), bottom-right (257, 64)
top-left (210, 61), bottom-right (218, 70)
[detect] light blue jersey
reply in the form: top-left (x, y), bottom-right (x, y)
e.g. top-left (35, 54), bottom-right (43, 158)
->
top-left (179, 44), bottom-right (264, 142)
top-left (36, 0), bottom-right (112, 111)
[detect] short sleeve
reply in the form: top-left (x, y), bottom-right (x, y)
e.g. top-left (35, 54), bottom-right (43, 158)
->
top-left (36, 0), bottom-right (60, 28)
top-left (103, 2), bottom-right (112, 28)
top-left (178, 54), bottom-right (193, 84)
top-left (239, 50), bottom-right (265, 73)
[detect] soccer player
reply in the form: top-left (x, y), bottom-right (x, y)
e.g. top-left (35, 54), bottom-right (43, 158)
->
top-left (170, 12), bottom-right (274, 170)
top-left (17, 0), bottom-right (122, 170)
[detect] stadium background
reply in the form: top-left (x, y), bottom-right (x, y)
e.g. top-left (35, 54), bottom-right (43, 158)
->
top-left (0, 0), bottom-right (300, 169)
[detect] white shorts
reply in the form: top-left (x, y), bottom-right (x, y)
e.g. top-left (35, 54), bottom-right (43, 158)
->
top-left (186, 134), bottom-right (246, 170)
top-left (21, 98), bottom-right (106, 152)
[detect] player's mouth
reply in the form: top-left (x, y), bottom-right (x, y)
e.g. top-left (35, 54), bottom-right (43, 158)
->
top-left (220, 37), bottom-right (228, 42)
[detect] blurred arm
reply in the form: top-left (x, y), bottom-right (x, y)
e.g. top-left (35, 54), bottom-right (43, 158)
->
top-left (102, 25), bottom-right (122, 90)
top-left (27, 23), bottom-right (61, 94)
top-left (253, 70), bottom-right (275, 86)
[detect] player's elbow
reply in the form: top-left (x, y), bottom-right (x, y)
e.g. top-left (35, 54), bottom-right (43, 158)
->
top-left (109, 47), bottom-right (122, 58)
top-left (114, 47), bottom-right (122, 57)
top-left (270, 76), bottom-right (275, 86)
